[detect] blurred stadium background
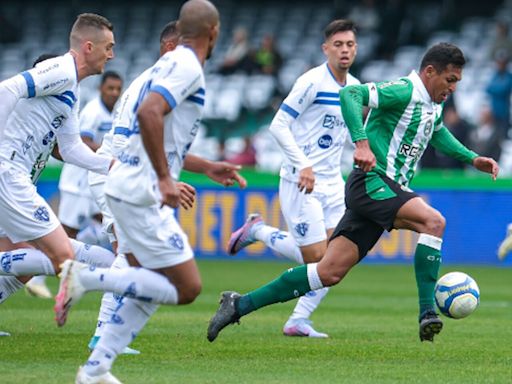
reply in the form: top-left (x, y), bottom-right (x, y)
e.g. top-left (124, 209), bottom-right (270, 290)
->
top-left (1, 0), bottom-right (512, 265)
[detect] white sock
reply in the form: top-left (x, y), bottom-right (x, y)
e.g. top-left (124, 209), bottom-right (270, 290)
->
top-left (289, 287), bottom-right (330, 321)
top-left (77, 266), bottom-right (179, 305)
top-left (253, 225), bottom-right (303, 264)
top-left (94, 254), bottom-right (130, 337)
top-left (0, 248), bottom-right (55, 276)
top-left (70, 239), bottom-right (115, 268)
top-left (0, 276), bottom-right (24, 303)
top-left (28, 275), bottom-right (47, 284)
top-left (84, 298), bottom-right (158, 376)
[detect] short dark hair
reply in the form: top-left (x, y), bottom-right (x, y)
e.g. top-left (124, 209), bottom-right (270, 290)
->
top-left (160, 21), bottom-right (178, 43)
top-left (324, 19), bottom-right (357, 40)
top-left (33, 53), bottom-right (58, 67)
top-left (100, 70), bottom-right (122, 85)
top-left (420, 43), bottom-right (466, 72)
top-left (72, 13), bottom-right (113, 33)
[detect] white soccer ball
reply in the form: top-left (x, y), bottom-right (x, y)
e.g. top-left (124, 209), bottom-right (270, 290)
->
top-left (435, 272), bottom-right (480, 319)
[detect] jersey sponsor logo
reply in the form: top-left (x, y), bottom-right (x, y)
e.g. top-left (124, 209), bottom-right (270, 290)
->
top-left (22, 135), bottom-right (34, 154)
top-left (36, 63), bottom-right (59, 75)
top-left (295, 222), bottom-right (309, 237)
top-left (42, 131), bottom-right (55, 145)
top-left (298, 83), bottom-right (314, 104)
top-left (168, 233), bottom-right (184, 250)
top-left (34, 206), bottom-right (50, 222)
top-left (42, 78), bottom-right (68, 91)
top-left (270, 231), bottom-right (287, 246)
top-left (377, 79), bottom-right (407, 89)
top-left (302, 144), bottom-right (313, 156)
top-left (398, 143), bottom-right (421, 160)
top-left (118, 151), bottom-right (140, 166)
top-left (318, 134), bottom-right (333, 149)
top-left (51, 115), bottom-right (66, 129)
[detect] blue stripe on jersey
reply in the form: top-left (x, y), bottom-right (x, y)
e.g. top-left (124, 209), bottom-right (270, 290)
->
top-left (52, 94), bottom-right (74, 108)
top-left (186, 95), bottom-right (205, 105)
top-left (150, 85), bottom-right (177, 109)
top-left (197, 88), bottom-right (205, 95)
top-left (80, 131), bottom-right (95, 139)
top-left (114, 127), bottom-right (131, 137)
top-left (62, 90), bottom-right (77, 102)
top-left (21, 71), bottom-right (36, 98)
top-left (98, 122), bottom-right (112, 132)
top-left (316, 92), bottom-right (339, 98)
top-left (313, 100), bottom-right (340, 106)
top-left (280, 103), bottom-right (299, 118)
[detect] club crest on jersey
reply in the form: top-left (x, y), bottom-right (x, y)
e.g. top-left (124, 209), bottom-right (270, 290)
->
top-left (424, 120), bottom-right (433, 136)
top-left (322, 114), bottom-right (336, 129)
top-left (33, 206), bottom-right (50, 222)
top-left (295, 222), bottom-right (309, 237)
top-left (51, 115), bottom-right (65, 129)
top-left (168, 233), bottom-right (184, 250)
top-left (318, 135), bottom-right (333, 149)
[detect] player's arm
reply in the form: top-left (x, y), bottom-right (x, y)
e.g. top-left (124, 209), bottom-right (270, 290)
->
top-left (183, 154), bottom-right (247, 188)
top-left (430, 125), bottom-right (499, 180)
top-left (268, 77), bottom-right (315, 192)
top-left (137, 91), bottom-right (180, 208)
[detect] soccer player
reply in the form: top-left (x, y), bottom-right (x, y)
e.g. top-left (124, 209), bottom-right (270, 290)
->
top-left (0, 12), bottom-right (118, 294)
top-left (207, 43), bottom-right (499, 343)
top-left (497, 224), bottom-right (512, 260)
top-left (226, 19), bottom-right (360, 338)
top-left (58, 70), bottom-right (123, 242)
top-left (51, 2), bottom-right (240, 382)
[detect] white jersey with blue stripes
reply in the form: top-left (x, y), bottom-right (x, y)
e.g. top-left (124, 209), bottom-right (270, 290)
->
top-left (59, 96), bottom-right (114, 195)
top-left (105, 45), bottom-right (205, 206)
top-left (278, 62), bottom-right (360, 184)
top-left (0, 53), bottom-right (79, 182)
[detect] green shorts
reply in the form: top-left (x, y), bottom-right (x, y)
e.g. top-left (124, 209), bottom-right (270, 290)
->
top-left (331, 169), bottom-right (419, 259)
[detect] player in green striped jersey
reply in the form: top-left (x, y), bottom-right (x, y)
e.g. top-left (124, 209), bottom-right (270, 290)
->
top-left (207, 43), bottom-right (499, 343)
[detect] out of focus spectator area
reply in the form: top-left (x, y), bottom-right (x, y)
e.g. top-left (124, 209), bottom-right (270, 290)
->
top-left (1, 0), bottom-right (511, 174)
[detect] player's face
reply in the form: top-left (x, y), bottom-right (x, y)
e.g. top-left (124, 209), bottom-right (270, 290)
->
top-left (322, 30), bottom-right (357, 72)
top-left (100, 77), bottom-right (122, 111)
top-left (87, 28), bottom-right (115, 74)
top-left (426, 64), bottom-right (462, 104)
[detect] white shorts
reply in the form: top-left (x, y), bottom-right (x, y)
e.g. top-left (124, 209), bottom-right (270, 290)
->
top-left (106, 196), bottom-right (194, 269)
top-left (0, 165), bottom-right (60, 243)
top-left (58, 191), bottom-right (101, 230)
top-left (89, 182), bottom-right (115, 243)
top-left (279, 178), bottom-right (346, 246)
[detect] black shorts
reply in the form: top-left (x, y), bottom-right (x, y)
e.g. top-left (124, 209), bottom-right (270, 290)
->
top-left (331, 169), bottom-right (419, 259)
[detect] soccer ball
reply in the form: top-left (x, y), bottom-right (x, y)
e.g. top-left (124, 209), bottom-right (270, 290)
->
top-left (434, 272), bottom-right (480, 319)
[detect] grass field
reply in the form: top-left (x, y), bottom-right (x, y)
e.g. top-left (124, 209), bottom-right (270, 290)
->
top-left (0, 260), bottom-right (510, 384)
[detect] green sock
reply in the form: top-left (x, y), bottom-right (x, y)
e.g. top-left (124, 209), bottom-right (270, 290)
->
top-left (237, 265), bottom-right (312, 316)
top-left (414, 234), bottom-right (442, 317)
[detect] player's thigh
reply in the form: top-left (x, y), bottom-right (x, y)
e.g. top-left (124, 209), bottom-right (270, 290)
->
top-left (394, 196), bottom-right (445, 234)
top-left (58, 191), bottom-right (91, 230)
top-left (0, 170), bottom-right (60, 244)
top-left (279, 178), bottom-right (328, 247)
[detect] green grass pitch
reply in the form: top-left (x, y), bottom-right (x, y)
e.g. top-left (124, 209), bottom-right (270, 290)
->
top-left (0, 261), bottom-right (510, 383)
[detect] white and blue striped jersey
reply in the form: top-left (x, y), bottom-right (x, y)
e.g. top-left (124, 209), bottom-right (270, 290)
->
top-left (275, 63), bottom-right (360, 184)
top-left (59, 96), bottom-right (115, 195)
top-left (0, 53), bottom-right (80, 183)
top-left (105, 45), bottom-right (205, 206)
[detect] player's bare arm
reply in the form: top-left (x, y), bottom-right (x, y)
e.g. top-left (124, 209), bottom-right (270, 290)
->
top-left (183, 154), bottom-right (247, 188)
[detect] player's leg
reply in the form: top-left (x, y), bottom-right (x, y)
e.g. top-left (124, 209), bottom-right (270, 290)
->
top-left (497, 223), bottom-right (512, 260)
top-left (393, 196), bottom-right (446, 341)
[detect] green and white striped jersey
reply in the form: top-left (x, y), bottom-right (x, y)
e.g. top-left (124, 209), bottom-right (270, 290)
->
top-left (340, 71), bottom-right (477, 187)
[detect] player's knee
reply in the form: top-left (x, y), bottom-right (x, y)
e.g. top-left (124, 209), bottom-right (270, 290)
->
top-left (425, 211), bottom-right (446, 237)
top-left (178, 281), bottom-right (202, 304)
top-left (302, 249), bottom-right (324, 263)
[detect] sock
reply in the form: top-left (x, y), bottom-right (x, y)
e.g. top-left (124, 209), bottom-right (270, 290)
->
top-left (288, 287), bottom-right (330, 321)
top-left (94, 254), bottom-right (130, 337)
top-left (84, 298), bottom-right (158, 376)
top-left (70, 239), bottom-right (115, 268)
top-left (0, 248), bottom-right (55, 276)
top-left (237, 263), bottom-right (323, 316)
top-left (77, 266), bottom-right (179, 305)
top-left (253, 225), bottom-right (304, 264)
top-left (27, 275), bottom-right (47, 285)
top-left (0, 276), bottom-right (24, 303)
top-left (415, 234), bottom-right (442, 316)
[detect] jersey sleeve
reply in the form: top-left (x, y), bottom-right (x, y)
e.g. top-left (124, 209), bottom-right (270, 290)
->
top-left (430, 124), bottom-right (478, 164)
top-left (149, 56), bottom-right (203, 109)
top-left (278, 74), bottom-right (317, 119)
top-left (20, 57), bottom-right (76, 98)
top-left (78, 101), bottom-right (100, 139)
top-left (367, 78), bottom-right (413, 110)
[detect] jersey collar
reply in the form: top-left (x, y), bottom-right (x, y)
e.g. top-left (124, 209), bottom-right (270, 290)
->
top-left (408, 70), bottom-right (432, 104)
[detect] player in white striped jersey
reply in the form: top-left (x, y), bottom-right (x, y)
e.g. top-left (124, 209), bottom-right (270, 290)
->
top-left (52, 3), bottom-right (242, 382)
top-left (226, 19), bottom-right (359, 338)
top-left (58, 71), bottom-right (122, 241)
top-left (0, 14), bottom-right (115, 296)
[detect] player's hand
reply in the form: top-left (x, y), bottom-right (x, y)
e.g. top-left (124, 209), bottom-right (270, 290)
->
top-left (298, 166), bottom-right (315, 194)
top-left (206, 161), bottom-right (247, 189)
top-left (472, 156), bottom-right (499, 181)
top-left (158, 175), bottom-right (181, 208)
top-left (353, 140), bottom-right (376, 172)
top-left (176, 181), bottom-right (196, 210)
